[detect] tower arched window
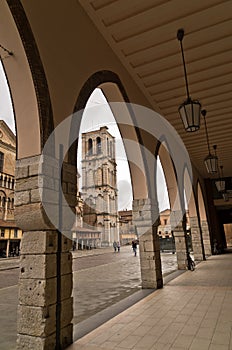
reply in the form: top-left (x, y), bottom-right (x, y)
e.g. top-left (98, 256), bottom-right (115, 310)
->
top-left (96, 137), bottom-right (101, 154)
top-left (88, 138), bottom-right (93, 155)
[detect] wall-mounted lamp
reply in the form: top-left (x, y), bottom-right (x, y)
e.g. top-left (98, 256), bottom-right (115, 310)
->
top-left (177, 29), bottom-right (201, 132)
top-left (201, 110), bottom-right (218, 174)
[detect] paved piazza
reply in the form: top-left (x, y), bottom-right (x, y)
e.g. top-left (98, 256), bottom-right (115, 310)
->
top-left (0, 246), bottom-right (177, 349)
top-left (73, 246), bottom-right (177, 323)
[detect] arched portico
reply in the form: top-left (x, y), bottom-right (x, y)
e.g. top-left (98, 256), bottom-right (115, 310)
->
top-left (0, 1), bottom-right (221, 349)
top-left (71, 73), bottom-right (163, 290)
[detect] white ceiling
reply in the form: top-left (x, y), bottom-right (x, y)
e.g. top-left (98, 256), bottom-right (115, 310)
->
top-left (79, 0), bottom-right (232, 179)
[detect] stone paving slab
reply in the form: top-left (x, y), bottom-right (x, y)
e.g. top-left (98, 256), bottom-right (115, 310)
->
top-left (68, 252), bottom-right (232, 350)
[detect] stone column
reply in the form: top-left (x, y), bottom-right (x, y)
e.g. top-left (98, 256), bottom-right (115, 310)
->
top-left (201, 220), bottom-right (212, 256)
top-left (173, 224), bottom-right (188, 270)
top-left (189, 216), bottom-right (204, 261)
top-left (15, 155), bottom-right (76, 350)
top-left (133, 198), bottom-right (163, 289)
top-left (92, 138), bottom-right (96, 155)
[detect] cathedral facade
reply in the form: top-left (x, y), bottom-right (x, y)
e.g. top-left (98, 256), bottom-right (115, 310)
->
top-left (81, 126), bottom-right (119, 246)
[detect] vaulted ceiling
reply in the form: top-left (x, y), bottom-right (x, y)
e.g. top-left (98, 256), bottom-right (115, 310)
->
top-left (79, 0), bottom-right (232, 179)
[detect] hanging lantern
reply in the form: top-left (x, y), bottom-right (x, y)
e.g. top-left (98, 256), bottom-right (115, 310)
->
top-left (215, 165), bottom-right (226, 192)
top-left (204, 154), bottom-right (218, 175)
top-left (177, 29), bottom-right (201, 132)
top-left (201, 110), bottom-right (218, 174)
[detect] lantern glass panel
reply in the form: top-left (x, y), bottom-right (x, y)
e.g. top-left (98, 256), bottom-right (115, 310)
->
top-left (179, 99), bottom-right (201, 132)
top-left (204, 154), bottom-right (218, 174)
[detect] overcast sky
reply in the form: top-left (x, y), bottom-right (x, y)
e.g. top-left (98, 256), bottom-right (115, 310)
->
top-left (0, 61), bottom-right (169, 211)
top-left (0, 61), bottom-right (15, 133)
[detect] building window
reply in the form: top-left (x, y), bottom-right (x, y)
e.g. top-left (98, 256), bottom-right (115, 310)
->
top-left (0, 152), bottom-right (4, 172)
top-left (1, 230), bottom-right (4, 237)
top-left (164, 219), bottom-right (167, 225)
top-left (96, 137), bottom-right (101, 154)
top-left (14, 229), bottom-right (18, 238)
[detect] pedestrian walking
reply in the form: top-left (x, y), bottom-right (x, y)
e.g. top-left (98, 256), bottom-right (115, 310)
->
top-left (113, 241), bottom-right (117, 252)
top-left (132, 240), bottom-right (137, 256)
top-left (117, 241), bottom-right (120, 252)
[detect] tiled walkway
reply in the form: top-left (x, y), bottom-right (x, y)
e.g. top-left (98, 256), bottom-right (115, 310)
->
top-left (68, 251), bottom-right (232, 350)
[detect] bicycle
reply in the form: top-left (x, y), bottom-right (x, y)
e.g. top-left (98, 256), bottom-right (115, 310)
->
top-left (186, 252), bottom-right (195, 271)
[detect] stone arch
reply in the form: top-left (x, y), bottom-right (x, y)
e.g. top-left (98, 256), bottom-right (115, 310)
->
top-left (70, 70), bottom-right (148, 201)
top-left (184, 169), bottom-right (206, 261)
top-left (0, 2), bottom-right (72, 340)
top-left (1, 0), bottom-right (54, 158)
top-left (156, 141), bottom-right (182, 218)
top-left (156, 141), bottom-right (194, 269)
top-left (8, 191), bottom-right (14, 209)
top-left (0, 190), bottom-right (6, 207)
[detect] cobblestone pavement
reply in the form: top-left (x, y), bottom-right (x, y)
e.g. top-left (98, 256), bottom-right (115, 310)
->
top-left (0, 246), bottom-right (177, 349)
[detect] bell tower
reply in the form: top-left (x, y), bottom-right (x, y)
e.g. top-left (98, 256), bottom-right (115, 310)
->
top-left (81, 126), bottom-right (119, 246)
